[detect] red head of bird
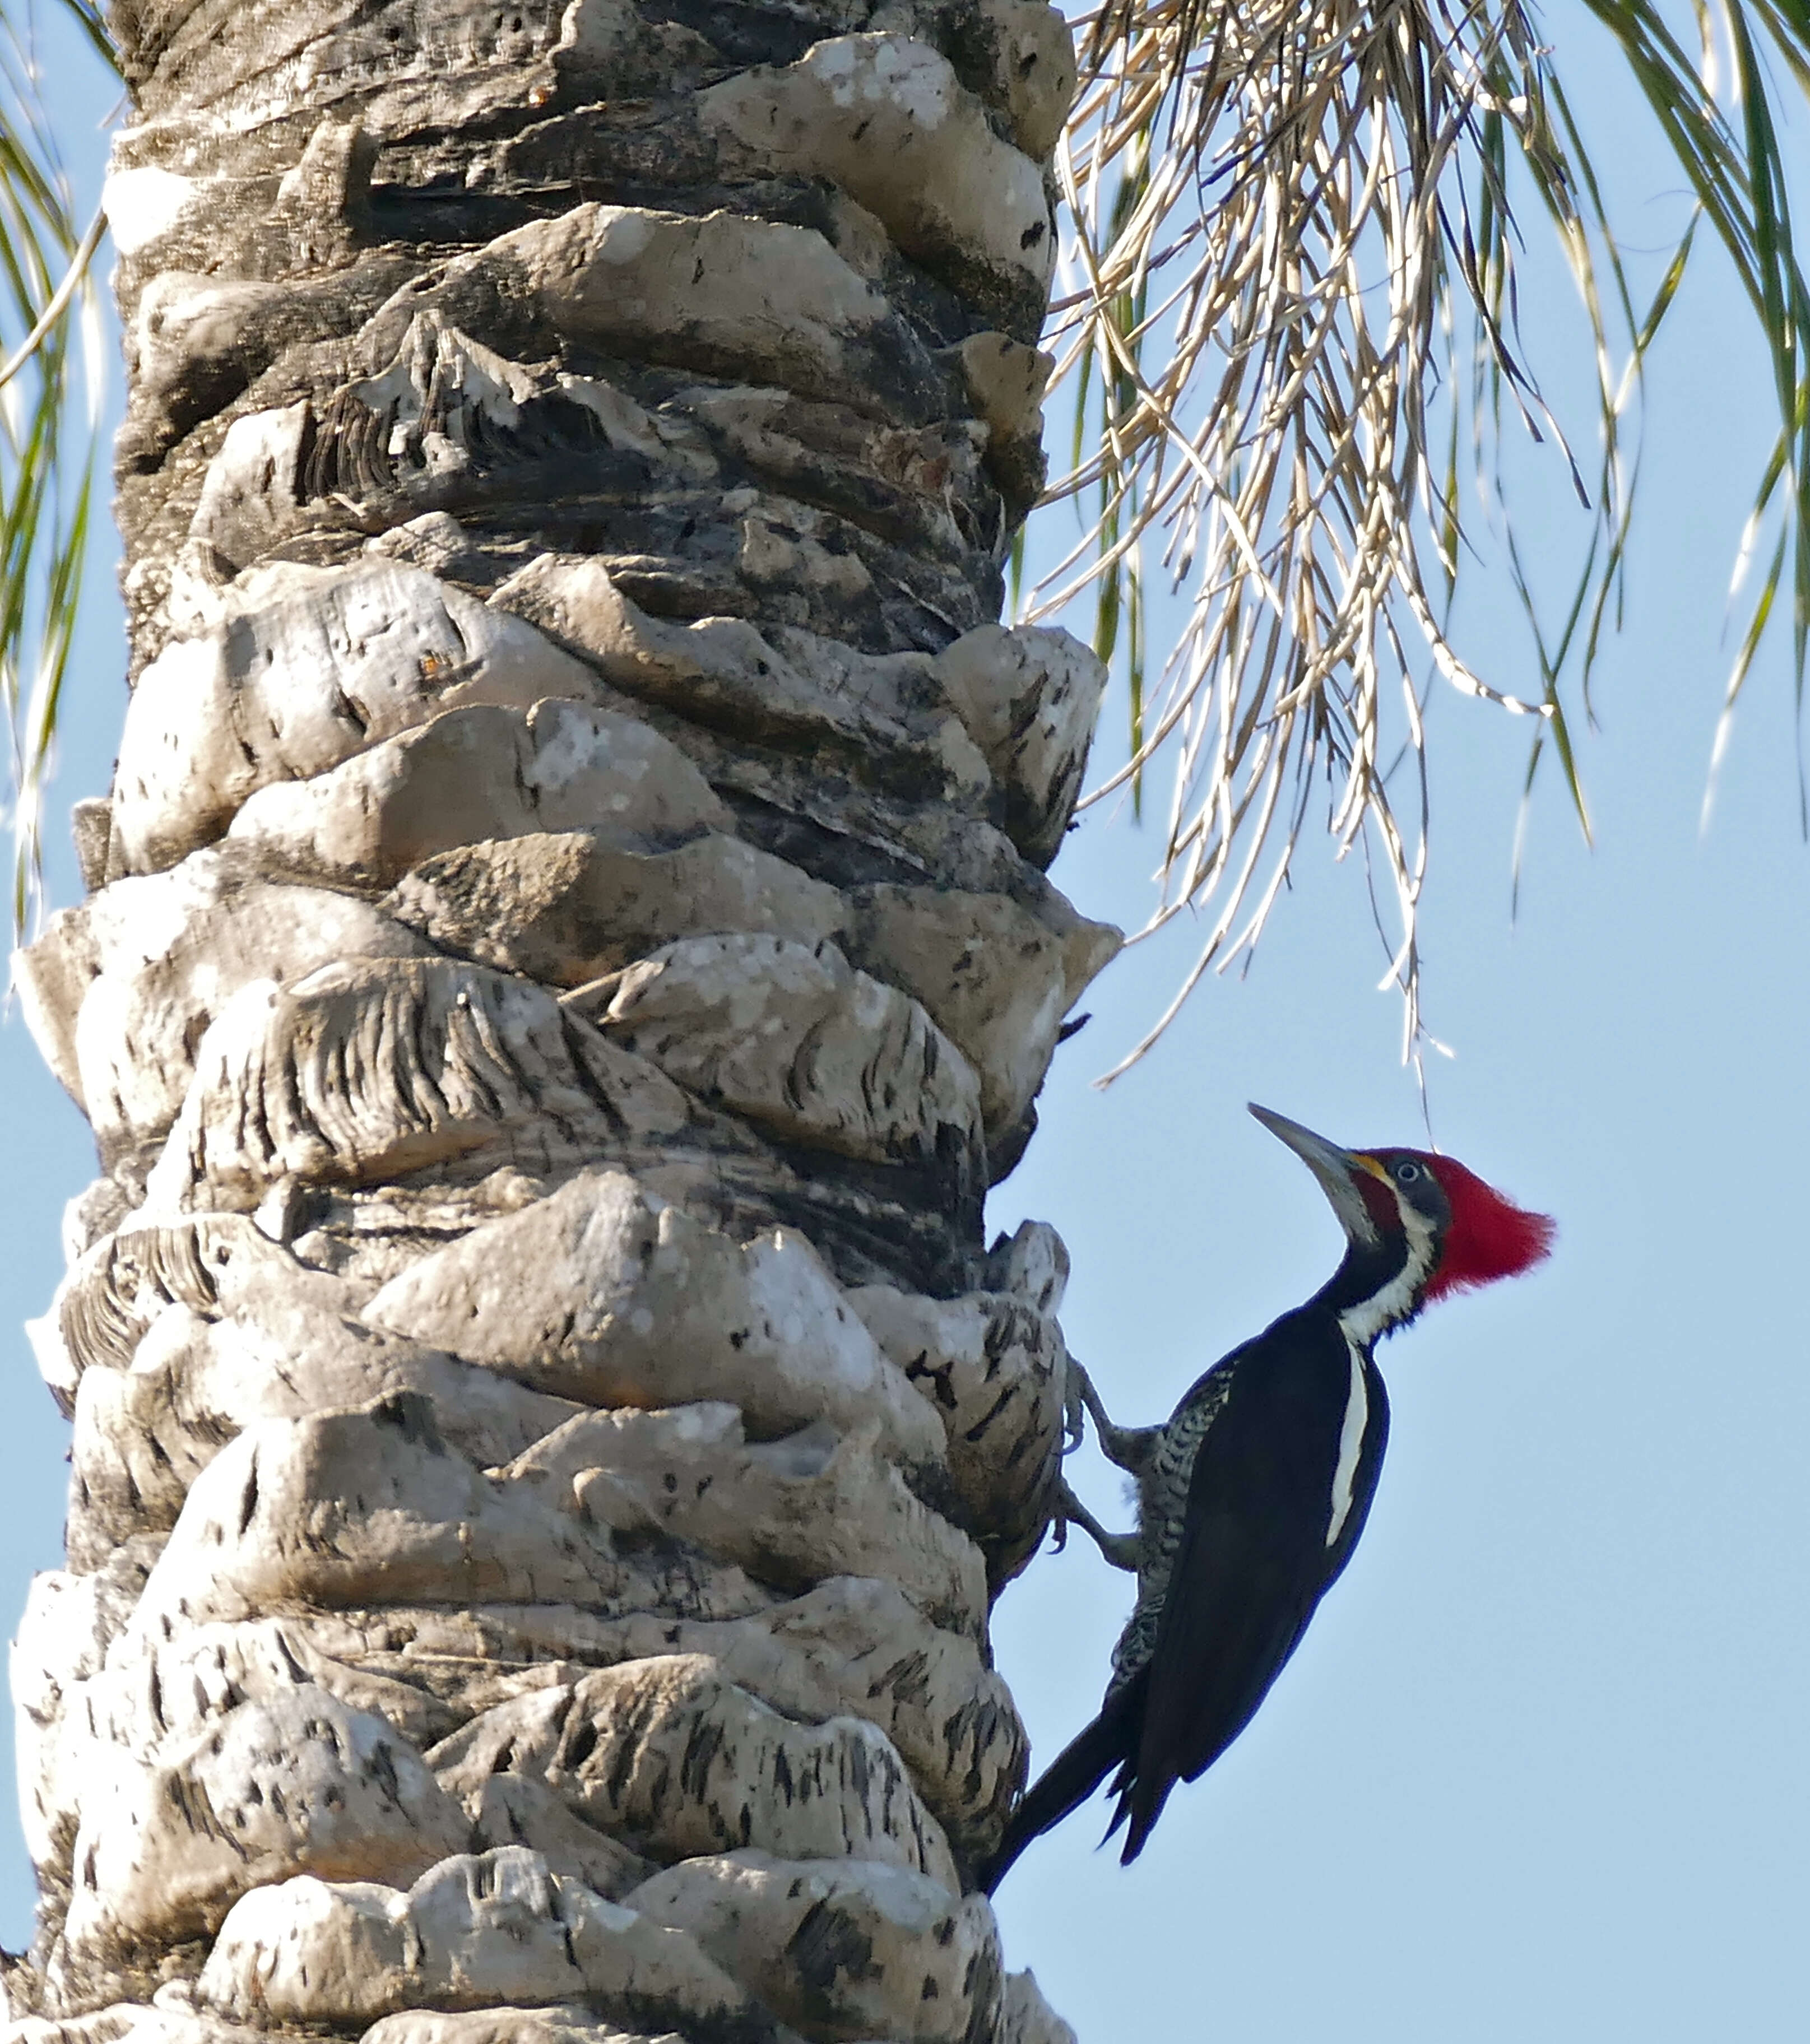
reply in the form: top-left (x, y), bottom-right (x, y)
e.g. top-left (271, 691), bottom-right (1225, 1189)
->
top-left (1249, 1103), bottom-right (1554, 1340)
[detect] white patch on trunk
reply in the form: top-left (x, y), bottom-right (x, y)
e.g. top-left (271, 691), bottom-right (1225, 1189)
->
top-left (1325, 1339), bottom-right (1370, 1547)
top-left (103, 167), bottom-right (198, 256)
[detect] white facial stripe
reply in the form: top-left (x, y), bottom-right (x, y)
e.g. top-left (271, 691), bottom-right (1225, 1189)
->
top-left (1338, 1198), bottom-right (1440, 1347)
top-left (1326, 1339), bottom-right (1369, 1548)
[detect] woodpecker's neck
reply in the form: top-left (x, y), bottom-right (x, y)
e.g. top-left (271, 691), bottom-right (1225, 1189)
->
top-left (1317, 1206), bottom-right (1443, 1350)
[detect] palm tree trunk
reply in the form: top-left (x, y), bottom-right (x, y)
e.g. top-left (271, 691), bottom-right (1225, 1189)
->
top-left (8, 2), bottom-right (1113, 2040)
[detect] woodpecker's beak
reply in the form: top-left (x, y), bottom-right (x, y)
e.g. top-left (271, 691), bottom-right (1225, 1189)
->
top-left (1247, 1103), bottom-right (1388, 1248)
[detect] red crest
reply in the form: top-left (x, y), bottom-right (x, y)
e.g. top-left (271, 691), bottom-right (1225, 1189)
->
top-left (1421, 1155), bottom-right (1555, 1300)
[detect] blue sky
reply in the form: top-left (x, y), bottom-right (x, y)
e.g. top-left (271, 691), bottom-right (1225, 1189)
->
top-left (3, 11), bottom-right (1807, 2037)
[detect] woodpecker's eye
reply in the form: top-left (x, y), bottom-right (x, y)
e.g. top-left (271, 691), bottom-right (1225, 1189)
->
top-left (1393, 1160), bottom-right (1423, 1184)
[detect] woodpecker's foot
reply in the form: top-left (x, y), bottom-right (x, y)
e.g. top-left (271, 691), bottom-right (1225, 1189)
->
top-left (1051, 1479), bottom-right (1141, 1573)
top-left (1065, 1355), bottom-right (1159, 1475)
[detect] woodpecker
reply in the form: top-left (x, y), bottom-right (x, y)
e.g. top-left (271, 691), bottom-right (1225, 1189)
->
top-left (983, 1103), bottom-right (1553, 1889)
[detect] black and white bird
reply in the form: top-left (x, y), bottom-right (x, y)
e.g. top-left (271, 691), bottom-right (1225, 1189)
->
top-left (983, 1103), bottom-right (1553, 1889)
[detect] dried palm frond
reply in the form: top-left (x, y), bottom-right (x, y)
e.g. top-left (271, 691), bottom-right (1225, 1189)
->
top-left (1, 1), bottom-right (108, 941)
top-left (1033, 0), bottom-right (1810, 1075)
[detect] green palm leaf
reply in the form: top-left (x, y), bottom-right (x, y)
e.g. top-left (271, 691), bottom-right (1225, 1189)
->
top-left (0, 1), bottom-right (109, 940)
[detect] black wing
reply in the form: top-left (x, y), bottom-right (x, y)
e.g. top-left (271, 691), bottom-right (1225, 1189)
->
top-left (1112, 1330), bottom-right (1390, 1861)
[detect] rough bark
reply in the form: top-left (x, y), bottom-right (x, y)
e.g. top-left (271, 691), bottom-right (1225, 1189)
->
top-left (8, 2), bottom-right (1112, 2038)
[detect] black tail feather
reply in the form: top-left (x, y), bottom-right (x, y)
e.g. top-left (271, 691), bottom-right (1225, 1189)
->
top-left (980, 1680), bottom-right (1144, 1893)
top-left (1116, 1766), bottom-right (1177, 1865)
top-left (1092, 1746), bottom-right (1171, 1865)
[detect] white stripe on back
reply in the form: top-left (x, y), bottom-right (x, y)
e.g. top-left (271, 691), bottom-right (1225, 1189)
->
top-left (1325, 1338), bottom-right (1369, 1547)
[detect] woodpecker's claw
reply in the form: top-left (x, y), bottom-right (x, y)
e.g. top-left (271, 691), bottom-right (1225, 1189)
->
top-left (1052, 1479), bottom-right (1141, 1573)
top-left (1064, 1353), bottom-right (1116, 1449)
top-left (1065, 1355), bottom-right (1159, 1476)
top-left (1061, 1353), bottom-right (1088, 1452)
